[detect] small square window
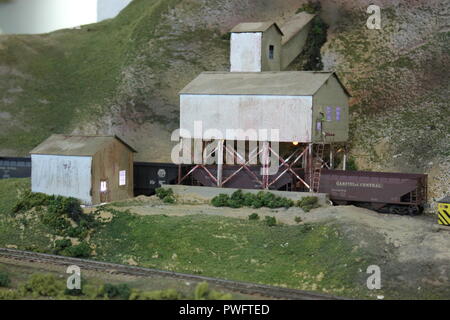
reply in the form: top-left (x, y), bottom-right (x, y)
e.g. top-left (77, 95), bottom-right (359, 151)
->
top-left (119, 170), bottom-right (127, 186)
top-left (269, 45), bottom-right (274, 60)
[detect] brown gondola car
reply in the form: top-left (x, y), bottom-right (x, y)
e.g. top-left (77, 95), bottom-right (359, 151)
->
top-left (316, 169), bottom-right (427, 215)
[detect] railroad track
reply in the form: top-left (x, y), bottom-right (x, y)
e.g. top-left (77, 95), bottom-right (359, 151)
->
top-left (0, 248), bottom-right (344, 300)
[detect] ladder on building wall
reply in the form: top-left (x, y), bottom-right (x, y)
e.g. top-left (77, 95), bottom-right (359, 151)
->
top-left (311, 143), bottom-right (325, 192)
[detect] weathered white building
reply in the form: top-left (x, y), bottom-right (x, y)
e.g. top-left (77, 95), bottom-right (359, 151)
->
top-left (229, 12), bottom-right (316, 72)
top-left (178, 13), bottom-right (350, 191)
top-left (30, 135), bottom-right (136, 205)
top-left (180, 71), bottom-right (350, 143)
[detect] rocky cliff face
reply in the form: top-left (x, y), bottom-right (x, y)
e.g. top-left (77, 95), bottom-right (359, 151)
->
top-left (0, 0), bottom-right (448, 206)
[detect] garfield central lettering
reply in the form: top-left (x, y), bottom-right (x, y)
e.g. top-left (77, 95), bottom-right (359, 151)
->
top-left (336, 181), bottom-right (383, 188)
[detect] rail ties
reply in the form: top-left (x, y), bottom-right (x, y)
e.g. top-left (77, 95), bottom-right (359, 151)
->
top-left (0, 248), bottom-right (344, 300)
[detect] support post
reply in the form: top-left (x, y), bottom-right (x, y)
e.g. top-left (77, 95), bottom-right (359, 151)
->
top-left (329, 144), bottom-right (334, 169)
top-left (343, 145), bottom-right (347, 171)
top-left (262, 141), bottom-right (270, 189)
top-left (177, 138), bottom-right (184, 184)
top-left (217, 139), bottom-right (224, 187)
top-left (308, 143), bottom-right (313, 191)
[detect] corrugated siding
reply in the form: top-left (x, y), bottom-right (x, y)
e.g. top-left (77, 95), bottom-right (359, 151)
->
top-left (180, 94), bottom-right (313, 142)
top-left (31, 154), bottom-right (92, 204)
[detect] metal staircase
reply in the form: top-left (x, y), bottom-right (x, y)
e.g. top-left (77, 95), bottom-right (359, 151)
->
top-left (311, 143), bottom-right (325, 192)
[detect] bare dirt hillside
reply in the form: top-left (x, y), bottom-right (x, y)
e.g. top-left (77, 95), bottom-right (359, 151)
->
top-left (0, 0), bottom-right (448, 204)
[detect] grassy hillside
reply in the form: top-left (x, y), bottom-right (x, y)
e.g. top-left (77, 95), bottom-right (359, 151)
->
top-left (0, 179), bottom-right (371, 298)
top-left (0, 0), bottom-right (448, 202)
top-left (1, 178), bottom-right (449, 299)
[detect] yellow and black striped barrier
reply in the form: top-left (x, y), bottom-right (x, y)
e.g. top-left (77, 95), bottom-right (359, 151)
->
top-left (438, 196), bottom-right (450, 226)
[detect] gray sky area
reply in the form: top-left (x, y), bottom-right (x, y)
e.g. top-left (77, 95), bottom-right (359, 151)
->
top-left (0, 0), bottom-right (132, 34)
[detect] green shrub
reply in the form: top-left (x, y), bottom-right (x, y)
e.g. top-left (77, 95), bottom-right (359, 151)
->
top-left (294, 216), bottom-right (303, 224)
top-left (40, 211), bottom-right (71, 234)
top-left (163, 195), bottom-right (176, 204)
top-left (248, 213), bottom-right (259, 221)
top-left (47, 196), bottom-right (82, 220)
top-left (62, 242), bottom-right (91, 258)
top-left (0, 272), bottom-right (11, 287)
top-left (297, 196), bottom-right (320, 212)
top-left (193, 282), bottom-right (232, 300)
top-left (132, 288), bottom-right (182, 300)
top-left (243, 193), bottom-right (257, 207)
top-left (264, 216), bottom-right (277, 227)
top-left (53, 239), bottom-right (72, 254)
top-left (155, 187), bottom-right (173, 199)
top-left (66, 226), bottom-right (87, 238)
top-left (211, 190), bottom-right (295, 209)
top-left (0, 289), bottom-right (19, 300)
top-left (211, 194), bottom-right (230, 207)
top-left (12, 191), bottom-right (53, 213)
top-left (156, 188), bottom-right (176, 204)
top-left (20, 274), bottom-right (64, 297)
top-left (64, 288), bottom-right (83, 296)
top-left (194, 281), bottom-right (210, 300)
top-left (346, 157), bottom-right (358, 171)
top-left (100, 283), bottom-right (131, 299)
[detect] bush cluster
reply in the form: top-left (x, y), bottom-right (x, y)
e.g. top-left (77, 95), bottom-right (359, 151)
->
top-left (13, 192), bottom-right (99, 258)
top-left (194, 282), bottom-right (232, 300)
top-left (0, 272), bottom-right (11, 287)
top-left (248, 213), bottom-right (259, 221)
top-left (63, 242), bottom-right (92, 258)
top-left (264, 216), bottom-right (277, 227)
top-left (297, 197), bottom-right (320, 212)
top-left (0, 274), bottom-right (233, 300)
top-left (129, 288), bottom-right (182, 300)
top-left (19, 274), bottom-right (64, 297)
top-left (155, 188), bottom-right (176, 204)
top-left (211, 190), bottom-right (294, 209)
top-left (99, 283), bottom-right (131, 299)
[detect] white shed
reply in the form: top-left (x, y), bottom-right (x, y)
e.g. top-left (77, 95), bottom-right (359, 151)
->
top-left (30, 135), bottom-right (136, 205)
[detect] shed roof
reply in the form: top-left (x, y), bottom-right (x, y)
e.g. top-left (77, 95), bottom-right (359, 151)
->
top-left (230, 21), bottom-right (283, 35)
top-left (180, 71), bottom-right (350, 96)
top-left (30, 134), bottom-right (137, 156)
top-left (281, 12), bottom-right (316, 44)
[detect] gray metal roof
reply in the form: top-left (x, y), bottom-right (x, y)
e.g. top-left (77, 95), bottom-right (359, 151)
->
top-left (281, 12), bottom-right (316, 44)
top-left (180, 71), bottom-right (350, 96)
top-left (30, 134), bottom-right (137, 156)
top-left (230, 21), bottom-right (283, 35)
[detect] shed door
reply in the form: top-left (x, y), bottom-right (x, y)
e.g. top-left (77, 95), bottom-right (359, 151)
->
top-left (100, 180), bottom-right (109, 203)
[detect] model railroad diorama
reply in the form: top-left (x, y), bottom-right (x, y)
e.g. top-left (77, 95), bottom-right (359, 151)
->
top-left (0, 11), bottom-right (433, 218)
